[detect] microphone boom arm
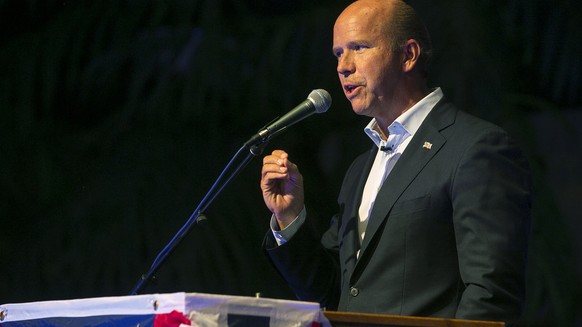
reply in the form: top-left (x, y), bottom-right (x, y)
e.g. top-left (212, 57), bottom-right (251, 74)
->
top-left (130, 89), bottom-right (330, 294)
top-left (131, 142), bottom-right (262, 295)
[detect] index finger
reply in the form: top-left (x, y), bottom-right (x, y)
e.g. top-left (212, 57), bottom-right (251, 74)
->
top-left (270, 149), bottom-right (288, 159)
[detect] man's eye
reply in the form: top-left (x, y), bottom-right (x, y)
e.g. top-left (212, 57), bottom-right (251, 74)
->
top-left (354, 45), bottom-right (367, 51)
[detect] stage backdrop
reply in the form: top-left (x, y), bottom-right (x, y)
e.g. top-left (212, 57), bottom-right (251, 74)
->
top-left (1, 1), bottom-right (581, 326)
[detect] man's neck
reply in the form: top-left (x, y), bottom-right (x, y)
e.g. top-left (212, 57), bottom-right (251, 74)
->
top-left (375, 85), bottom-right (429, 135)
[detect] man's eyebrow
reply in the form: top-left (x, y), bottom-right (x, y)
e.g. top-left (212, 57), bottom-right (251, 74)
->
top-left (332, 40), bottom-right (372, 54)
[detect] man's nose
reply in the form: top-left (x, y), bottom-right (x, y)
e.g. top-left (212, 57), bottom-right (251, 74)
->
top-left (337, 52), bottom-right (355, 77)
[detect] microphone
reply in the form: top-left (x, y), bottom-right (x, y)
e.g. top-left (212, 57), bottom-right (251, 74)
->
top-left (244, 89), bottom-right (332, 148)
top-left (380, 145), bottom-right (392, 152)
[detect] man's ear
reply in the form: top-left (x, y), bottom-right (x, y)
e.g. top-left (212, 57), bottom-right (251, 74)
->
top-left (402, 39), bottom-right (421, 73)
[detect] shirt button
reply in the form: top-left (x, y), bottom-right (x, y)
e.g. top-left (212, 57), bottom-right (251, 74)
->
top-left (349, 287), bottom-right (359, 297)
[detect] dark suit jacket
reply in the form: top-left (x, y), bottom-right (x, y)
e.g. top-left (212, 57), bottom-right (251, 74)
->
top-left (264, 99), bottom-right (531, 324)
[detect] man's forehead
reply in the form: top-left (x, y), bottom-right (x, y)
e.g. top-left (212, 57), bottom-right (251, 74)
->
top-left (334, 2), bottom-right (392, 32)
top-left (334, 8), bottom-right (386, 39)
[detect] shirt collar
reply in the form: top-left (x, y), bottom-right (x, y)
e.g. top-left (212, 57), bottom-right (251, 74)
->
top-left (364, 87), bottom-right (443, 147)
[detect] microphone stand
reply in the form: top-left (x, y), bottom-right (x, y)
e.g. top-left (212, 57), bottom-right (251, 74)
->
top-left (131, 141), bottom-right (269, 295)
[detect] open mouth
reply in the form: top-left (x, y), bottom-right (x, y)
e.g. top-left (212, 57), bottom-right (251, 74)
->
top-left (344, 84), bottom-right (360, 96)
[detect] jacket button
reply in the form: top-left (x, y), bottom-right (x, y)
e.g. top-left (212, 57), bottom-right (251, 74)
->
top-left (349, 287), bottom-right (359, 297)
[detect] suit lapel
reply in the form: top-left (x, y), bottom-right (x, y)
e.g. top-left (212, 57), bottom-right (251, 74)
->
top-left (342, 147), bottom-right (376, 275)
top-left (357, 100), bottom-right (456, 260)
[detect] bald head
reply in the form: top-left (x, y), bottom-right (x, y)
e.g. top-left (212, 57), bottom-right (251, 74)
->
top-left (338, 0), bottom-right (397, 30)
top-left (336, 0), bottom-right (432, 76)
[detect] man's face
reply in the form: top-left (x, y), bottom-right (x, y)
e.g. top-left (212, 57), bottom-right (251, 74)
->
top-left (332, 4), bottom-right (403, 120)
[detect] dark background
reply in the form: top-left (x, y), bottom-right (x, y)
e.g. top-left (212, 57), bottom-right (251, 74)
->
top-left (1, 0), bottom-right (581, 325)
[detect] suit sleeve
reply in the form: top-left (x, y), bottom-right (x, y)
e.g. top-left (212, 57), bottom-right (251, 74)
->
top-left (261, 153), bottom-right (369, 310)
top-left (451, 127), bottom-right (532, 324)
top-left (263, 216), bottom-right (341, 309)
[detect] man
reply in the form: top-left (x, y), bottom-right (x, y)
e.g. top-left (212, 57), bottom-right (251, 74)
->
top-left (260, 0), bottom-right (531, 324)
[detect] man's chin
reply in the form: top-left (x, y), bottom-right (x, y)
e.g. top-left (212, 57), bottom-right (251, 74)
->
top-left (350, 105), bottom-right (371, 117)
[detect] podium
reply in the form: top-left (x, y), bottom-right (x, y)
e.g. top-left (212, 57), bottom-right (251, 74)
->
top-left (324, 311), bottom-right (504, 327)
top-left (0, 292), bottom-right (504, 327)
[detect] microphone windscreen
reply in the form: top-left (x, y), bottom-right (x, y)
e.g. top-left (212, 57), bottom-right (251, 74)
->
top-left (308, 89), bottom-right (332, 113)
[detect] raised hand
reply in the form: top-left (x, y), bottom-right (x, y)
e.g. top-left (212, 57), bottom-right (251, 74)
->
top-left (260, 150), bottom-right (304, 229)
